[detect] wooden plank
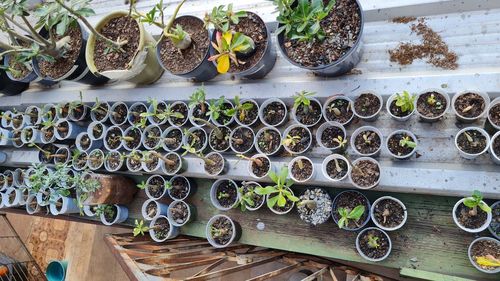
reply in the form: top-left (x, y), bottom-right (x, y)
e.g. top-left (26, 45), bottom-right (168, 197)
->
top-left (399, 268), bottom-right (475, 281)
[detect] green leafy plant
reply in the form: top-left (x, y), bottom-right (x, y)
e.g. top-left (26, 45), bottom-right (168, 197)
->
top-left (206, 96), bottom-right (227, 121)
top-left (274, 0), bottom-right (335, 42)
top-left (399, 136), bottom-right (417, 148)
top-left (237, 184), bottom-right (261, 211)
top-left (73, 172), bottom-right (102, 212)
top-left (293, 91), bottom-right (315, 113)
top-left (133, 219), bottom-right (150, 236)
top-left (208, 30), bottom-right (255, 74)
top-left (367, 234), bottom-right (380, 249)
top-left (224, 95), bottom-right (254, 122)
top-left (203, 4), bottom-right (247, 32)
top-left (394, 91), bottom-right (416, 113)
top-left (463, 190), bottom-right (491, 216)
top-left (94, 204), bottom-right (115, 219)
top-left (188, 87), bottom-right (207, 113)
top-left (140, 98), bottom-right (184, 123)
top-left (337, 205), bottom-right (365, 229)
top-left (255, 167), bottom-right (299, 209)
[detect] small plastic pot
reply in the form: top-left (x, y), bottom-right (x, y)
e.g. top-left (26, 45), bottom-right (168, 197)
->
top-left (141, 198), bottom-right (169, 221)
top-left (11, 113), bottom-right (25, 130)
top-left (122, 127), bottom-right (143, 151)
top-left (267, 187), bottom-right (296, 215)
top-left (149, 215), bottom-right (179, 242)
top-left (109, 102), bottom-right (129, 126)
top-left (0, 193), bottom-right (4, 209)
top-left (68, 104), bottom-right (90, 122)
top-left (386, 93), bottom-right (415, 122)
top-left (90, 101), bottom-right (111, 122)
top-left (188, 101), bottom-right (210, 127)
top-left (127, 102), bottom-right (148, 126)
top-left (145, 175), bottom-right (167, 200)
top-left (288, 156), bottom-right (315, 183)
top-left (210, 179), bottom-right (240, 211)
top-left (26, 194), bottom-right (42, 214)
top-left (291, 97), bottom-right (323, 127)
top-left (452, 198), bottom-right (492, 233)
top-left (87, 149), bottom-right (105, 171)
top-left (142, 152), bottom-right (162, 173)
top-left (258, 98), bottom-right (288, 127)
top-left (229, 126), bottom-right (255, 154)
top-left (24, 106), bottom-right (42, 126)
top-left (167, 101), bottom-right (189, 127)
top-left (54, 119), bottom-right (85, 140)
top-left (147, 101), bottom-right (169, 125)
top-left (49, 195), bottom-right (80, 215)
top-left (100, 204), bottom-right (129, 226)
top-left (350, 126), bottom-right (383, 157)
top-left (490, 131), bottom-right (500, 165)
top-left (54, 147), bottom-right (71, 165)
top-left (41, 104), bottom-right (58, 123)
top-left (248, 154), bottom-right (271, 179)
top-left (349, 157), bottom-right (381, 190)
top-left (167, 200), bottom-right (195, 227)
top-left (0, 110), bottom-right (13, 128)
top-left (83, 205), bottom-right (97, 217)
top-left (208, 126), bottom-right (231, 153)
top-left (72, 151), bottom-right (88, 171)
top-left (210, 99), bottom-right (235, 127)
top-left (36, 187), bottom-right (53, 207)
top-left (452, 90), bottom-right (490, 123)
top-left (204, 152), bottom-right (227, 176)
top-left (415, 89), bottom-right (450, 123)
top-left (182, 127), bottom-right (208, 154)
top-left (21, 126), bottom-right (42, 144)
top-left (3, 187), bottom-right (22, 207)
top-left (76, 132), bottom-right (102, 152)
top-left (126, 151), bottom-right (144, 173)
top-left (87, 121), bottom-right (107, 141)
top-left (468, 237), bottom-right (500, 274)
top-left (205, 214), bottom-right (241, 248)
top-left (161, 126), bottom-right (183, 152)
top-left (322, 154), bottom-right (351, 182)
top-left (316, 121), bottom-right (347, 153)
top-left (0, 128), bottom-right (12, 146)
top-left (331, 190), bottom-right (371, 231)
top-left (486, 97), bottom-right (500, 134)
top-left (487, 201), bottom-right (500, 239)
top-left (356, 227), bottom-right (392, 262)
top-left (142, 124), bottom-right (163, 150)
top-left (386, 130), bottom-right (418, 160)
top-left (235, 98), bottom-right (260, 127)
top-left (40, 126), bottom-right (57, 144)
top-left (240, 181), bottom-right (265, 211)
top-left (282, 124), bottom-right (312, 155)
top-left (255, 126), bottom-right (282, 156)
top-left (454, 127), bottom-right (490, 159)
top-left (160, 152), bottom-right (185, 176)
top-left (13, 168), bottom-right (25, 188)
top-left (2, 170), bottom-right (14, 189)
top-left (104, 151), bottom-right (126, 172)
top-left (370, 196), bottom-right (408, 231)
top-left (352, 91), bottom-right (383, 122)
top-left (103, 125), bottom-right (124, 151)
top-left (168, 176), bottom-right (194, 201)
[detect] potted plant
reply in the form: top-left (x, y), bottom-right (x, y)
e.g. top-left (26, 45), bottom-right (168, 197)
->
top-left (386, 130), bottom-right (417, 160)
top-left (97, 204), bottom-right (128, 226)
top-left (0, 128), bottom-right (13, 146)
top-left (139, 175), bottom-right (167, 200)
top-left (371, 196), bottom-right (407, 231)
top-left (161, 126), bottom-right (183, 152)
top-left (467, 237), bottom-right (500, 274)
top-left (142, 124), bottom-right (163, 150)
top-left (24, 105), bottom-right (42, 126)
top-left (182, 127), bottom-right (208, 153)
top-left (289, 156), bottom-right (314, 182)
top-left (104, 151), bottom-right (125, 172)
top-left (332, 190), bottom-right (370, 231)
top-left (229, 126), bottom-right (255, 154)
top-left (11, 130), bottom-right (23, 148)
top-left (141, 198), bottom-right (168, 221)
top-left (167, 200), bottom-right (194, 227)
top-left (54, 119), bottom-right (85, 140)
top-left (488, 201), bottom-right (500, 239)
top-left (226, 96), bottom-right (259, 127)
top-left (415, 89), bottom-right (450, 122)
top-left (67, 98), bottom-right (89, 122)
top-left (351, 126), bottom-right (382, 157)
top-left (109, 102), bottom-right (129, 126)
top-left (142, 98), bottom-right (170, 126)
top-left (103, 125), bottom-right (124, 151)
top-left (455, 127), bottom-right (490, 159)
top-left (159, 151), bottom-right (185, 175)
top-left (207, 96), bottom-right (234, 126)
top-left (237, 153), bottom-right (271, 179)
top-left (275, 0), bottom-right (364, 76)
top-left (49, 194), bottom-right (80, 215)
top-left (291, 91), bottom-right (323, 127)
top-left (282, 124), bottom-right (312, 154)
top-left (0, 60), bottom-right (28, 95)
top-left (297, 188), bottom-right (332, 226)
top-left (206, 4), bottom-right (276, 79)
top-left (188, 87), bottom-right (210, 127)
top-left (90, 99), bottom-right (111, 122)
top-left (53, 147), bottom-right (71, 165)
top-left (3, 187), bottom-right (22, 208)
top-left (125, 150), bottom-right (143, 172)
top-left (210, 178), bottom-right (239, 211)
top-left (486, 97), bottom-right (500, 134)
top-left (167, 175), bottom-right (193, 201)
top-left (356, 227), bottom-right (392, 262)
top-left (452, 91), bottom-right (490, 123)
top-left (255, 126), bottom-right (282, 156)
top-left (127, 102), bottom-right (148, 126)
top-left (322, 154), bottom-right (350, 182)
top-left (452, 190), bottom-right (492, 233)
top-left (349, 157), bottom-right (381, 189)
top-left (322, 95), bottom-right (354, 125)
top-left (72, 150), bottom-right (88, 171)
top-left (76, 132), bottom-right (101, 152)
top-left (490, 131), bottom-right (500, 165)
top-left (122, 126), bottom-right (143, 151)
top-left (255, 167), bottom-right (299, 215)
top-left (352, 91), bottom-right (383, 121)
top-left (205, 214), bottom-right (241, 248)
top-left (13, 168), bottom-right (25, 187)
top-left (41, 104), bottom-right (57, 123)
top-left (168, 101), bottom-right (189, 127)
top-left (316, 121), bottom-right (347, 153)
top-left (31, 143), bottom-right (58, 164)
top-left (87, 121), bottom-right (107, 141)
top-left (258, 98), bottom-right (288, 127)
top-left (26, 194), bottom-right (42, 214)
top-left (145, 216), bottom-right (179, 242)
top-left (87, 149), bottom-right (105, 171)
top-left (11, 113), bottom-right (25, 130)
top-left (237, 181), bottom-right (265, 211)
top-left (193, 118), bottom-right (230, 152)
top-left (21, 126), bottom-right (41, 144)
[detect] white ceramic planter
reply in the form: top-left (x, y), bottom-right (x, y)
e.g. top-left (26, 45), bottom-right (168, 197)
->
top-left (349, 157), bottom-right (381, 190)
top-left (141, 198), bottom-right (169, 220)
top-left (322, 154), bottom-right (351, 182)
top-left (258, 98), bottom-right (288, 127)
top-left (210, 179), bottom-right (240, 211)
top-left (454, 127), bottom-right (490, 159)
top-left (356, 227), bottom-right (392, 262)
top-left (352, 91), bottom-right (383, 122)
top-left (288, 156), bottom-right (315, 183)
top-left (468, 237), bottom-right (500, 274)
top-left (49, 195), bottom-right (80, 215)
top-left (452, 90), bottom-right (490, 123)
top-left (100, 205), bottom-right (128, 226)
top-left (350, 126), bottom-right (383, 157)
top-left (415, 89), bottom-right (450, 122)
top-left (452, 198), bottom-right (492, 233)
top-left (149, 215), bottom-right (179, 242)
top-left (370, 196), bottom-right (408, 231)
top-left (385, 129), bottom-right (418, 160)
top-left (386, 93), bottom-right (416, 122)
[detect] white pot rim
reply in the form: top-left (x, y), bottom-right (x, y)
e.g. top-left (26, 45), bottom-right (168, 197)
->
top-left (316, 121), bottom-right (347, 150)
top-left (210, 99), bottom-right (235, 126)
top-left (229, 125), bottom-right (255, 154)
top-left (487, 97), bottom-right (500, 130)
top-left (490, 131), bottom-right (500, 162)
top-left (161, 152), bottom-right (182, 175)
top-left (267, 187), bottom-right (296, 215)
top-left (351, 91), bottom-right (383, 120)
top-left (386, 93), bottom-right (416, 120)
top-left (234, 98), bottom-right (259, 127)
top-left (104, 125), bottom-right (124, 151)
top-left (241, 181), bottom-right (265, 211)
top-left (167, 101), bottom-right (189, 127)
top-left (168, 175), bottom-right (191, 201)
top-left (206, 214), bottom-right (237, 248)
top-left (255, 126), bottom-right (282, 155)
top-left (291, 97), bottom-right (323, 127)
top-left (149, 215), bottom-right (175, 242)
top-left (288, 156), bottom-right (315, 182)
top-left (348, 157), bottom-right (381, 190)
top-left (385, 129), bottom-right (418, 159)
top-left (322, 154), bottom-right (351, 182)
top-left (210, 178), bottom-right (240, 211)
top-left (110, 102), bottom-right (129, 126)
top-left (452, 198), bottom-right (492, 233)
top-left (370, 196), bottom-right (408, 231)
top-left (168, 200), bottom-right (191, 227)
top-left (454, 127), bottom-right (491, 157)
top-left (122, 127), bottom-right (144, 151)
top-left (356, 227), bottom-right (392, 262)
top-left (142, 124), bottom-right (163, 150)
top-left (350, 126), bottom-right (383, 157)
top-left (248, 154), bottom-right (271, 179)
top-left (415, 88), bottom-right (450, 120)
top-left (468, 237), bottom-right (500, 274)
top-left (258, 98), bottom-right (288, 127)
top-left (322, 95), bottom-right (355, 125)
top-left (282, 124), bottom-right (312, 155)
top-left (161, 126), bottom-right (183, 152)
top-left (142, 198), bottom-right (161, 220)
top-left (145, 175), bottom-right (167, 199)
top-left (452, 90), bottom-right (490, 121)
top-left (182, 127), bottom-right (208, 153)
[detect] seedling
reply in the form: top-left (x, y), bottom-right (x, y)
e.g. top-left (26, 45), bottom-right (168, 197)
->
top-left (203, 4), bottom-right (247, 32)
top-left (332, 135), bottom-right (347, 148)
top-left (143, 151), bottom-right (177, 167)
top-left (181, 143), bottom-right (216, 166)
top-left (367, 234), bottom-right (380, 249)
top-left (463, 190), bottom-right (491, 216)
top-left (297, 199), bottom-right (317, 209)
top-left (394, 91), bottom-right (416, 113)
top-left (224, 96), bottom-right (254, 122)
top-left (206, 96), bottom-right (227, 121)
top-left (133, 219), bottom-right (150, 236)
top-left (293, 91), bottom-right (315, 113)
top-left (337, 205), bottom-right (365, 229)
top-left (90, 97), bottom-right (112, 117)
top-left (136, 181), bottom-right (147, 190)
top-left (193, 118), bottom-right (225, 140)
top-left (255, 167), bottom-right (299, 209)
top-left (28, 143), bottom-right (62, 159)
top-left (217, 192), bottom-right (230, 200)
top-left (188, 87), bottom-right (207, 113)
top-left (236, 154), bottom-right (263, 167)
top-left (94, 204), bottom-right (115, 219)
top-left (209, 30), bottom-right (255, 73)
top-left (399, 136), bottom-right (417, 148)
top-left (282, 134), bottom-right (300, 147)
top-left (237, 184), bottom-right (258, 211)
top-left (327, 100), bottom-right (350, 116)
top-left (210, 226), bottom-right (229, 239)
top-left (426, 93), bottom-right (443, 109)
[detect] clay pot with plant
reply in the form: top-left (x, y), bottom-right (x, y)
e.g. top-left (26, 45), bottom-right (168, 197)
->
top-left (282, 124), bottom-right (312, 155)
top-left (226, 96), bottom-right (259, 127)
top-left (237, 181), bottom-right (265, 211)
top-left (356, 227), bottom-right (392, 262)
top-left (289, 156), bottom-right (314, 183)
top-left (141, 198), bottom-right (168, 221)
top-left (122, 126), bottom-right (143, 151)
top-left (322, 154), bottom-right (350, 182)
top-left (323, 96), bottom-right (354, 125)
top-left (142, 124), bottom-right (163, 150)
top-left (161, 126), bottom-right (183, 152)
top-left (230, 126), bottom-right (255, 154)
top-left (453, 190), bottom-right (492, 233)
top-left (237, 154), bottom-right (271, 179)
top-left (127, 102), bottom-right (148, 127)
top-left (125, 150), bottom-right (144, 172)
top-left (168, 200), bottom-right (194, 227)
top-left (371, 196), bottom-right (407, 231)
top-left (206, 4), bottom-right (276, 79)
top-left (452, 91), bottom-right (490, 123)
top-left (353, 91), bottom-right (383, 121)
top-left (193, 118), bottom-right (231, 152)
top-left (316, 121), bottom-right (347, 153)
top-left (275, 0), bottom-right (364, 76)
top-left (332, 190), bottom-right (370, 231)
top-left (349, 157), bottom-right (381, 189)
top-left (291, 91), bottom-right (323, 127)
top-left (255, 126), bottom-right (282, 156)
top-left (210, 178), bottom-right (240, 211)
top-left (168, 176), bottom-right (193, 201)
top-left (90, 99), bottom-right (111, 122)
top-left (468, 237), bottom-right (500, 274)
top-left (351, 126), bottom-right (382, 157)
top-left (104, 151), bottom-right (125, 172)
top-left (182, 127), bottom-right (208, 153)
top-left (103, 125), bottom-right (124, 151)
top-left (455, 127), bottom-right (490, 159)
top-left (415, 89), bottom-right (450, 122)
top-left (109, 102), bottom-right (129, 126)
top-left (297, 188), bottom-right (332, 226)
top-left (159, 151), bottom-right (184, 175)
top-left (255, 167), bottom-right (299, 215)
top-left (386, 130), bottom-right (417, 160)
top-left (259, 98), bottom-right (288, 127)
top-left (188, 87), bottom-right (210, 127)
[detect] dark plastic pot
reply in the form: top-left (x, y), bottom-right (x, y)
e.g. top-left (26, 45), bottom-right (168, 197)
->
top-left (156, 15), bottom-right (218, 82)
top-left (32, 21), bottom-right (109, 85)
top-left (276, 0), bottom-right (364, 77)
top-left (209, 12), bottom-right (276, 79)
top-left (0, 68), bottom-right (29, 96)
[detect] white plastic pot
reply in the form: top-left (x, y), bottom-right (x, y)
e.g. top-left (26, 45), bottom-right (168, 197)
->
top-left (370, 196), bottom-right (408, 231)
top-left (352, 91), bottom-right (383, 122)
top-left (240, 181), bottom-right (265, 211)
top-left (350, 126), bottom-right (383, 157)
top-left (149, 215), bottom-right (179, 242)
top-left (25, 194), bottom-right (41, 214)
top-left (316, 121), bottom-right (347, 152)
top-left (255, 126), bottom-right (282, 156)
top-left (36, 187), bottom-right (53, 206)
top-left (142, 124), bottom-right (163, 150)
top-left (267, 187), bottom-right (296, 215)
top-left (83, 205), bottom-right (97, 217)
top-left (21, 126), bottom-right (42, 144)
top-left (248, 154), bottom-right (271, 179)
top-left (0, 128), bottom-right (12, 146)
top-left (3, 187), bottom-right (22, 207)
top-left (386, 93), bottom-right (415, 122)
top-left (182, 127), bottom-right (208, 153)
top-left (167, 176), bottom-right (193, 201)
top-left (141, 152), bottom-right (162, 173)
top-left (229, 126), bottom-right (255, 154)
top-left (1, 110), bottom-right (13, 128)
top-left (40, 126), bottom-right (56, 144)
top-left (454, 127), bottom-right (490, 159)
top-left (288, 156), bottom-right (315, 183)
top-left (206, 214), bottom-right (239, 248)
top-left (104, 151), bottom-right (125, 172)
top-left (87, 149), bottom-right (105, 170)
top-left (452, 90), bottom-right (490, 123)
top-left (11, 113), bottom-right (25, 130)
top-left (54, 119), bottom-right (85, 140)
top-left (322, 95), bottom-right (355, 126)
top-left (0, 193), bottom-right (5, 209)
top-left (90, 101), bottom-right (111, 122)
top-left (122, 127), bottom-right (143, 151)
top-left (13, 168), bottom-right (25, 187)
top-left (258, 98), bottom-right (288, 127)
top-left (356, 227), bottom-right (392, 262)
top-left (41, 104), bottom-right (57, 123)
top-left (100, 204), bottom-right (129, 226)
top-left (386, 129), bottom-right (418, 160)
top-left (54, 147), bottom-right (71, 165)
top-left (282, 124), bottom-right (312, 155)
top-left (110, 102), bottom-right (129, 126)
top-left (487, 97), bottom-right (500, 131)
top-left (87, 121), bottom-right (108, 141)
top-left (49, 195), bottom-right (80, 215)
top-left (103, 125), bottom-right (124, 151)
top-left (145, 175), bottom-right (167, 200)
top-left (415, 89), bottom-right (450, 122)
top-left (160, 152), bottom-right (185, 176)
top-left (291, 97), bottom-right (323, 127)
top-left (234, 99), bottom-right (259, 127)
top-left (161, 126), bottom-right (183, 152)
top-left (452, 198), bottom-right (492, 233)
top-left (188, 101), bottom-right (210, 127)
top-left (349, 157), bottom-right (381, 190)
top-left (126, 151), bottom-right (144, 173)
top-left (211, 99), bottom-right (235, 126)
top-left (141, 198), bottom-right (169, 220)
top-left (204, 152), bottom-right (226, 176)
top-left (490, 131), bottom-right (500, 165)
top-left (68, 104), bottom-right (89, 122)
top-left (146, 101), bottom-right (168, 125)
top-left (24, 106), bottom-right (42, 126)
top-left (76, 132), bottom-right (102, 152)
top-left (468, 237), bottom-right (500, 274)
top-left (322, 154), bottom-right (351, 182)
top-left (210, 179), bottom-right (240, 211)
top-left (167, 101), bottom-right (189, 127)
top-left (208, 126), bottom-right (231, 153)
top-left (167, 200), bottom-right (194, 227)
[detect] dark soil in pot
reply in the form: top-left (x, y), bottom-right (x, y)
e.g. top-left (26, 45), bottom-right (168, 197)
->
top-left (333, 191), bottom-right (369, 229)
top-left (205, 153), bottom-right (224, 175)
top-left (251, 157), bottom-right (270, 178)
top-left (74, 152), bottom-right (88, 169)
top-left (144, 154), bottom-right (159, 171)
top-left (470, 240), bottom-right (500, 271)
top-left (326, 158), bottom-right (348, 180)
top-left (12, 130), bottom-right (23, 147)
top-left (105, 127), bottom-right (122, 150)
top-left (388, 133), bottom-right (415, 157)
top-left (93, 16), bottom-right (140, 72)
top-left (354, 93), bottom-right (380, 117)
top-left (159, 17), bottom-right (209, 74)
top-left (210, 216), bottom-right (233, 245)
top-left (164, 128), bottom-right (182, 150)
top-left (417, 92), bottom-right (447, 118)
top-left (38, 25), bottom-right (82, 79)
top-left (152, 102), bottom-right (167, 124)
top-left (358, 228), bottom-right (390, 259)
top-left (12, 115), bottom-right (24, 128)
top-left (89, 151), bottom-right (104, 168)
top-left (79, 133), bottom-right (91, 150)
top-left (54, 149), bottom-right (69, 165)
top-left (373, 199), bottom-right (405, 228)
top-left (257, 129), bottom-right (281, 154)
top-left (262, 102), bottom-right (286, 126)
top-left (490, 204), bottom-right (500, 238)
top-left (144, 127), bottom-right (161, 148)
top-left (71, 104), bottom-right (86, 120)
top-left (127, 152), bottom-right (142, 171)
top-left (129, 104), bottom-right (147, 125)
top-left (489, 104), bottom-right (500, 126)
top-left (272, 196), bottom-right (294, 213)
top-left (231, 127), bottom-right (254, 152)
top-left (455, 203), bottom-right (487, 229)
top-left (325, 98), bottom-right (353, 123)
top-left (191, 102), bottom-right (210, 125)
top-left (389, 99), bottom-right (411, 117)
top-left (493, 136), bottom-right (500, 158)
top-left (146, 201), bottom-right (157, 218)
top-left (351, 160), bottom-right (380, 188)
top-left (241, 182), bottom-right (264, 209)
top-left (298, 188), bottom-right (332, 225)
top-left (295, 100), bottom-right (322, 125)
top-left (93, 103), bottom-right (109, 121)
top-left (215, 181), bottom-right (238, 208)
top-left (170, 201), bottom-right (189, 225)
top-left (170, 177), bottom-right (189, 200)
top-left (291, 159), bottom-right (313, 181)
top-left (237, 101), bottom-right (258, 125)
top-left (153, 217), bottom-right (170, 240)
top-left (147, 176), bottom-right (165, 198)
top-left (354, 130), bottom-right (381, 154)
top-left (170, 103), bottom-right (188, 126)
top-left (92, 123), bottom-right (104, 139)
top-left (106, 152), bottom-right (122, 170)
top-left (187, 129), bottom-right (206, 151)
top-left (454, 93), bottom-right (485, 118)
top-left (124, 128), bottom-right (141, 149)
top-left (28, 108), bottom-right (39, 125)
top-left (112, 103), bottom-right (128, 124)
top-left (285, 127), bottom-right (311, 153)
top-left (60, 103), bottom-right (70, 119)
top-left (40, 144), bottom-right (57, 163)
top-left (209, 127), bottom-right (231, 151)
top-left (214, 102), bottom-right (233, 125)
top-left (457, 129), bottom-right (487, 154)
top-left (281, 0), bottom-right (361, 68)
top-left (163, 153), bottom-right (180, 174)
top-left (321, 126), bottom-right (345, 148)
top-left (43, 126), bottom-right (55, 142)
